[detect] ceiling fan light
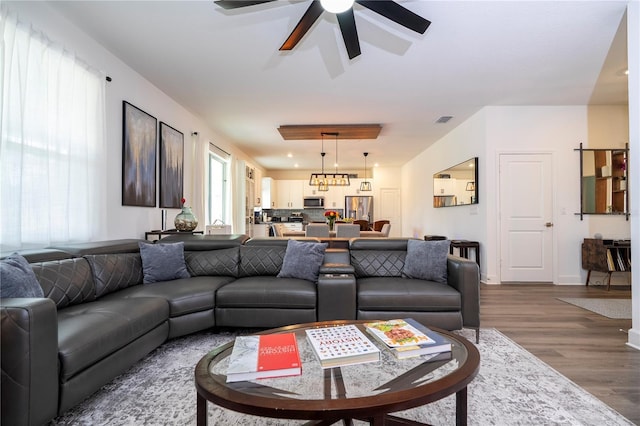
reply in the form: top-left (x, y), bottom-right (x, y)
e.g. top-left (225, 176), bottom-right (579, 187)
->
top-left (320, 0), bottom-right (354, 14)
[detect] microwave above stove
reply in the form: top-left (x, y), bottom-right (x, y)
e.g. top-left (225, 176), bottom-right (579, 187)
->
top-left (303, 197), bottom-right (325, 208)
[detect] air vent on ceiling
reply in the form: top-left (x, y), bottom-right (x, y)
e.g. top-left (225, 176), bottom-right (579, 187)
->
top-left (435, 116), bottom-right (453, 124)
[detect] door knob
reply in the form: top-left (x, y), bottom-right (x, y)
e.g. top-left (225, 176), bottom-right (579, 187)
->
top-left (545, 222), bottom-right (553, 227)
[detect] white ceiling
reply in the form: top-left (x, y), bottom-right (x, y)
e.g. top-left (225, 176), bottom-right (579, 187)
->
top-left (49, 0), bottom-right (629, 171)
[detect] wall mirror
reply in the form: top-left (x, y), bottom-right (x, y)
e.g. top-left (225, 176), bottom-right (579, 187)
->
top-left (433, 157), bottom-right (478, 208)
top-left (576, 144), bottom-right (629, 220)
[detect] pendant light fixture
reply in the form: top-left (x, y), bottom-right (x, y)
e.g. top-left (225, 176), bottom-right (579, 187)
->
top-left (309, 132), bottom-right (350, 188)
top-left (359, 152), bottom-right (372, 191)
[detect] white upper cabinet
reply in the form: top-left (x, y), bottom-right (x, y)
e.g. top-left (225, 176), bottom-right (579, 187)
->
top-left (276, 180), bottom-right (304, 209)
top-left (261, 177), bottom-right (277, 209)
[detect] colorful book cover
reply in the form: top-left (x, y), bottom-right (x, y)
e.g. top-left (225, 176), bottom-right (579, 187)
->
top-left (305, 324), bottom-right (380, 369)
top-left (365, 318), bottom-right (452, 358)
top-left (364, 319), bottom-right (435, 347)
top-left (226, 333), bottom-right (301, 383)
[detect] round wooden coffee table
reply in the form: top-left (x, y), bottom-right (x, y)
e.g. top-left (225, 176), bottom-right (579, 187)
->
top-left (195, 320), bottom-right (480, 425)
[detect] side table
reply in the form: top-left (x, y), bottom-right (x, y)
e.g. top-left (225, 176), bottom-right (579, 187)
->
top-left (145, 229), bottom-right (204, 241)
top-left (450, 240), bottom-right (480, 268)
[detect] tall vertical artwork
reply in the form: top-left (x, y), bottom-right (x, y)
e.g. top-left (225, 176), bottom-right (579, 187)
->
top-left (122, 101), bottom-right (157, 207)
top-left (159, 122), bottom-right (184, 208)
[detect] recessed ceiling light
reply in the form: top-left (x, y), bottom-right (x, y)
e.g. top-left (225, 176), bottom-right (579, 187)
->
top-left (374, 163), bottom-right (379, 167)
top-left (287, 153), bottom-right (293, 158)
top-left (294, 163), bottom-right (299, 168)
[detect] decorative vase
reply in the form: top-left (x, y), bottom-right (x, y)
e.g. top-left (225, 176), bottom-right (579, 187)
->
top-left (174, 206), bottom-right (198, 231)
top-left (327, 218), bottom-right (335, 231)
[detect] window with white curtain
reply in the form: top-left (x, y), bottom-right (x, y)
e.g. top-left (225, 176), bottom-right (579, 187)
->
top-left (1, 7), bottom-right (106, 250)
top-left (208, 143), bottom-right (229, 225)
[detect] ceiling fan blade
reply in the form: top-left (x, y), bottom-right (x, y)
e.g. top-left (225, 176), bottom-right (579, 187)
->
top-left (280, 1), bottom-right (324, 51)
top-left (214, 0), bottom-right (276, 10)
top-left (336, 9), bottom-right (361, 59)
top-left (356, 0), bottom-right (431, 34)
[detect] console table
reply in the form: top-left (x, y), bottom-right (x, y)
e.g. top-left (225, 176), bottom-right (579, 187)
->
top-left (582, 238), bottom-right (631, 290)
top-left (145, 230), bottom-right (203, 241)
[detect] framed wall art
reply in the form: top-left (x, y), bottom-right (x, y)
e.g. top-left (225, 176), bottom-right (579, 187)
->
top-left (159, 122), bottom-right (184, 208)
top-left (122, 101), bottom-right (157, 207)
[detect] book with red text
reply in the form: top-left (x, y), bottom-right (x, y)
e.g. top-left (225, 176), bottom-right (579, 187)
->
top-left (226, 333), bottom-right (301, 383)
top-left (305, 324), bottom-right (380, 369)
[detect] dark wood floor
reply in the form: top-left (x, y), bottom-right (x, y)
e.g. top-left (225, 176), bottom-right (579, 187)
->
top-left (480, 283), bottom-right (639, 424)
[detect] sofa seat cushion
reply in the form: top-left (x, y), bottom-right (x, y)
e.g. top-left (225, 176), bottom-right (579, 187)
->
top-left (357, 277), bottom-right (461, 312)
top-left (216, 276), bottom-right (316, 309)
top-left (57, 297), bottom-right (169, 381)
top-left (101, 276), bottom-right (234, 317)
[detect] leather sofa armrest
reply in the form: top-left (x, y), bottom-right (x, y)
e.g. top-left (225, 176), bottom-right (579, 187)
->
top-left (447, 255), bottom-right (480, 335)
top-left (317, 273), bottom-right (356, 321)
top-left (319, 263), bottom-right (355, 275)
top-left (1, 298), bottom-right (59, 426)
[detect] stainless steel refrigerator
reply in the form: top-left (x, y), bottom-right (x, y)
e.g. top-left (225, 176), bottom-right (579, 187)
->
top-left (344, 196), bottom-right (373, 223)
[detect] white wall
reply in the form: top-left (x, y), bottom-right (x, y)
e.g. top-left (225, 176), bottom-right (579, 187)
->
top-left (401, 109), bottom-right (487, 264)
top-left (6, 1), bottom-right (258, 240)
top-left (625, 0), bottom-right (639, 350)
top-left (402, 105), bottom-right (630, 285)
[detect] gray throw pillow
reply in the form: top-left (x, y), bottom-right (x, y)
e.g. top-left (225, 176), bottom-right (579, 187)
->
top-left (402, 239), bottom-right (450, 283)
top-left (0, 253), bottom-right (44, 298)
top-left (139, 242), bottom-right (190, 284)
top-left (277, 240), bottom-right (328, 283)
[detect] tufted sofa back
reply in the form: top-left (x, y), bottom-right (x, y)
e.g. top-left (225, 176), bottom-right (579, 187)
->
top-left (31, 258), bottom-right (96, 309)
top-left (238, 245), bottom-right (285, 277)
top-left (84, 253), bottom-right (144, 298)
top-left (349, 238), bottom-right (410, 278)
top-left (185, 247), bottom-right (239, 277)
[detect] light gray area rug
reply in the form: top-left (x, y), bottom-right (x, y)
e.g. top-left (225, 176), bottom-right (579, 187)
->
top-left (50, 328), bottom-right (632, 426)
top-left (557, 297), bottom-right (632, 319)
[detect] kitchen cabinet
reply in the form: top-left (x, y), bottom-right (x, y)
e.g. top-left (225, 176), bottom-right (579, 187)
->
top-left (324, 185), bottom-right (347, 209)
top-left (276, 180), bottom-right (304, 209)
top-left (303, 181), bottom-right (324, 197)
top-left (254, 168), bottom-right (263, 207)
top-left (433, 178), bottom-right (456, 196)
top-left (280, 222), bottom-right (303, 232)
top-left (252, 223), bottom-right (270, 238)
top-left (261, 177), bottom-right (277, 209)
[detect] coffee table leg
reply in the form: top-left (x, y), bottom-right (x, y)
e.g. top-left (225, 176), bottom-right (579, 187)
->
top-left (197, 393), bottom-right (207, 426)
top-left (456, 387), bottom-right (467, 426)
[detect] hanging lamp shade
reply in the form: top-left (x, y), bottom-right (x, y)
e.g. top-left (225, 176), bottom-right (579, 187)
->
top-left (359, 152), bottom-right (372, 191)
top-left (309, 132), bottom-right (350, 187)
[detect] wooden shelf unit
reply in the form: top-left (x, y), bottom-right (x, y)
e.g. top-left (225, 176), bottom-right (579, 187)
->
top-left (581, 238), bottom-right (631, 290)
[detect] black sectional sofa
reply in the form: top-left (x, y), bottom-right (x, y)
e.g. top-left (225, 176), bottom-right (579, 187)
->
top-left (1, 235), bottom-right (479, 426)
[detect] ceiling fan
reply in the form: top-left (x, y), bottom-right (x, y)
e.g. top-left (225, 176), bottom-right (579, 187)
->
top-left (214, 0), bottom-right (431, 59)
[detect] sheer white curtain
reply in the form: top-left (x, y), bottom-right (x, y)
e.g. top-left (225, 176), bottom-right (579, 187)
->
top-left (1, 7), bottom-right (107, 250)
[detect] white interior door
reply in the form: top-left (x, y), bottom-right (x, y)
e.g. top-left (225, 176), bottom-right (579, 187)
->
top-left (378, 188), bottom-right (401, 237)
top-left (499, 154), bottom-right (554, 282)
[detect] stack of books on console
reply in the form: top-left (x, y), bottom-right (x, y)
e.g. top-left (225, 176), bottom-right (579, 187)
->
top-left (364, 318), bottom-right (452, 360)
top-left (305, 324), bottom-right (380, 368)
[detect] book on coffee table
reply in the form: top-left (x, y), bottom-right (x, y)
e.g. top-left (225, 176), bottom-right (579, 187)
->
top-left (364, 318), bottom-right (452, 359)
top-left (305, 324), bottom-right (380, 369)
top-left (226, 333), bottom-right (301, 383)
